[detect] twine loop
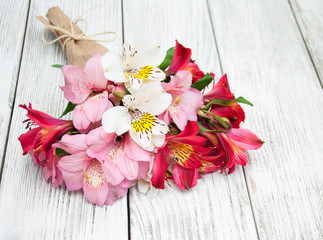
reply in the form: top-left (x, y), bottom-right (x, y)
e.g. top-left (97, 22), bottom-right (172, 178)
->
top-left (41, 5), bottom-right (117, 54)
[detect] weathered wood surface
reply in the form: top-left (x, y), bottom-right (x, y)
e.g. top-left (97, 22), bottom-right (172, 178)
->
top-left (0, 1), bottom-right (127, 239)
top-left (0, 0), bottom-right (322, 239)
top-left (123, 0), bottom-right (259, 239)
top-left (208, 0), bottom-right (323, 239)
top-left (290, 0), bottom-right (323, 85)
top-left (0, 0), bottom-right (30, 174)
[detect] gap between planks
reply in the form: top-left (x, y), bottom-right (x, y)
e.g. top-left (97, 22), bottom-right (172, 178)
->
top-left (0, 0), bottom-right (31, 183)
top-left (287, 0), bottom-right (323, 89)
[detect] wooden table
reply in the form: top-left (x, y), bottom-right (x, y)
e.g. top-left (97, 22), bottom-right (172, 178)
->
top-left (0, 0), bottom-right (322, 239)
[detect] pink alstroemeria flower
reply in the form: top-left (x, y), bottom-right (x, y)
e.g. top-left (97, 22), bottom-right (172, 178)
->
top-left (56, 127), bottom-right (150, 205)
top-left (61, 52), bottom-right (113, 133)
top-left (151, 121), bottom-right (212, 190)
top-left (86, 127), bottom-right (151, 184)
top-left (168, 40), bottom-right (206, 83)
top-left (201, 127), bottom-right (264, 174)
top-left (159, 70), bottom-right (203, 131)
top-left (18, 103), bottom-right (73, 166)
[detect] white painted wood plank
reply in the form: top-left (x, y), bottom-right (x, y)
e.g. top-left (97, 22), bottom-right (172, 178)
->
top-left (290, 0), bottom-right (323, 85)
top-left (0, 0), bottom-right (29, 171)
top-left (0, 1), bottom-right (128, 239)
top-left (123, 1), bottom-right (259, 239)
top-left (208, 0), bottom-right (323, 239)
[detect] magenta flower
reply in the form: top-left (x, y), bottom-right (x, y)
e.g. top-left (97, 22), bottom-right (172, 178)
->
top-left (42, 148), bottom-right (63, 188)
top-left (151, 121), bottom-right (211, 190)
top-left (60, 52), bottom-right (113, 133)
top-left (201, 127), bottom-right (264, 174)
top-left (18, 103), bottom-right (73, 166)
top-left (203, 74), bottom-right (235, 101)
top-left (159, 70), bottom-right (203, 131)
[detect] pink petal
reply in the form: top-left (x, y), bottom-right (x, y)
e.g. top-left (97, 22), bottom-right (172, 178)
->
top-left (61, 65), bottom-right (92, 104)
top-left (158, 110), bottom-right (171, 126)
top-left (227, 129), bottom-right (264, 150)
top-left (172, 164), bottom-right (198, 190)
top-left (83, 91), bottom-right (113, 123)
top-left (83, 160), bottom-right (109, 206)
top-left (103, 156), bottom-right (125, 185)
top-left (137, 161), bottom-right (149, 179)
top-left (86, 127), bottom-right (116, 160)
top-left (116, 149), bottom-right (139, 180)
top-left (162, 70), bottom-right (192, 95)
top-left (84, 52), bottom-right (107, 91)
top-left (179, 88), bottom-right (203, 120)
top-left (53, 134), bottom-right (87, 154)
top-left (124, 134), bottom-right (151, 162)
top-left (105, 183), bottom-right (129, 205)
top-left (72, 104), bottom-right (92, 133)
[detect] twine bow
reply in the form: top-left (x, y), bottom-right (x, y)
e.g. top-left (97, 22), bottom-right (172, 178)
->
top-left (41, 5), bottom-right (117, 54)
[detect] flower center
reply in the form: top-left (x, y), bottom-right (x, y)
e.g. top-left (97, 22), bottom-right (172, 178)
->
top-left (167, 141), bottom-right (201, 169)
top-left (131, 111), bottom-right (155, 134)
top-left (84, 160), bottom-right (107, 187)
top-left (125, 65), bottom-right (154, 80)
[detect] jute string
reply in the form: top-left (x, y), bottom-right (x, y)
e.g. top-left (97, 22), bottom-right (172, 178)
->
top-left (41, 5), bottom-right (117, 54)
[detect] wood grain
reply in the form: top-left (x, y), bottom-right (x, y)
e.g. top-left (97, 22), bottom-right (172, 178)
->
top-left (0, 0), bottom-right (30, 174)
top-left (208, 0), bottom-right (323, 239)
top-left (0, 1), bottom-right (128, 239)
top-left (123, 0), bottom-right (259, 239)
top-left (289, 0), bottom-right (323, 85)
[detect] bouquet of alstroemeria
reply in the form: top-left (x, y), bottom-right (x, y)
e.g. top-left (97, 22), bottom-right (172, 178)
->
top-left (18, 39), bottom-right (263, 205)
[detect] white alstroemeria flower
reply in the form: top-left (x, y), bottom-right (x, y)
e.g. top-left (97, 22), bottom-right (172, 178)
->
top-left (102, 82), bottom-right (172, 151)
top-left (101, 40), bottom-right (166, 91)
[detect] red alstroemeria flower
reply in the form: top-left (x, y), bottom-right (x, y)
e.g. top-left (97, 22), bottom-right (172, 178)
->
top-left (168, 40), bottom-right (206, 83)
top-left (203, 74), bottom-right (235, 102)
top-left (201, 126), bottom-right (264, 174)
top-left (18, 103), bottom-right (73, 166)
top-left (151, 121), bottom-right (212, 190)
top-left (210, 101), bottom-right (245, 128)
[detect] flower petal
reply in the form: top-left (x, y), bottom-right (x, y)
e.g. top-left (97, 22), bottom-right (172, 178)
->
top-left (72, 104), bottom-right (93, 133)
top-left (168, 40), bottom-right (192, 73)
top-left (83, 160), bottom-right (109, 206)
top-left (61, 66), bottom-right (92, 104)
top-left (124, 134), bottom-right (151, 162)
top-left (101, 52), bottom-right (127, 83)
top-left (116, 148), bottom-right (139, 180)
top-left (84, 52), bottom-right (107, 91)
top-left (52, 133), bottom-right (87, 155)
top-left (102, 106), bottom-right (132, 135)
top-left (227, 129), bottom-right (264, 150)
top-left (172, 164), bottom-right (198, 190)
top-left (83, 91), bottom-right (113, 123)
top-left (151, 150), bottom-right (169, 189)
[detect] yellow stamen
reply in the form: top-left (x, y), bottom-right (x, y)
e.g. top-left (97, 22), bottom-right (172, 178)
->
top-left (132, 113), bottom-right (155, 133)
top-left (125, 65), bottom-right (154, 80)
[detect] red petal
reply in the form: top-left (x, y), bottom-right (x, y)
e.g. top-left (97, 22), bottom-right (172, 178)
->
top-left (172, 164), bottom-right (198, 190)
top-left (183, 62), bottom-right (205, 83)
top-left (151, 150), bottom-right (169, 189)
top-left (18, 127), bottom-right (41, 155)
top-left (203, 74), bottom-right (234, 100)
top-left (168, 40), bottom-right (192, 73)
top-left (20, 104), bottom-right (70, 128)
top-left (227, 128), bottom-right (264, 150)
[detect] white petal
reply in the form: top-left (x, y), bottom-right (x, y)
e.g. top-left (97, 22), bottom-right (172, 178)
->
top-left (135, 82), bottom-right (172, 115)
top-left (129, 128), bottom-right (154, 151)
top-left (151, 118), bottom-right (169, 135)
top-left (102, 106), bottom-right (131, 135)
top-left (151, 134), bottom-right (166, 148)
top-left (101, 52), bottom-right (127, 83)
top-left (147, 68), bottom-right (166, 81)
top-left (132, 39), bottom-right (165, 68)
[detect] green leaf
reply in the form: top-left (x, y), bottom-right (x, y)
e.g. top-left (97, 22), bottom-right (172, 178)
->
top-left (59, 102), bottom-right (76, 118)
top-left (196, 121), bottom-right (228, 134)
top-left (51, 64), bottom-right (63, 68)
top-left (55, 148), bottom-right (69, 156)
top-left (158, 47), bottom-right (175, 71)
top-left (191, 73), bottom-right (213, 91)
top-left (235, 96), bottom-right (253, 106)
